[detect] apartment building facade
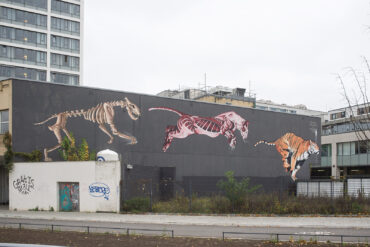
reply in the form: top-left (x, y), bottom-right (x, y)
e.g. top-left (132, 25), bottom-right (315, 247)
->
top-left (0, 0), bottom-right (83, 85)
top-left (313, 104), bottom-right (370, 179)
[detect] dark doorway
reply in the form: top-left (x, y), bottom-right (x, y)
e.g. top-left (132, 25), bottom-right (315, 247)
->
top-left (160, 167), bottom-right (175, 200)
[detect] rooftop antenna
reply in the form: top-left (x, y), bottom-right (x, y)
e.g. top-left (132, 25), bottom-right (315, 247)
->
top-left (199, 72), bottom-right (208, 93)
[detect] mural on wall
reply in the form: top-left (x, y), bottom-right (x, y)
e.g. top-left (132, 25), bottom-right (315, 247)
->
top-left (34, 97), bottom-right (141, 161)
top-left (149, 107), bottom-right (249, 152)
top-left (59, 182), bottom-right (79, 212)
top-left (89, 182), bottom-right (110, 200)
top-left (254, 132), bottom-right (319, 180)
top-left (13, 175), bottom-right (34, 195)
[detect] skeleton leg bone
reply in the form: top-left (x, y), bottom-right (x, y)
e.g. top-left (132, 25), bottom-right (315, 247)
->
top-left (99, 124), bottom-right (114, 144)
top-left (224, 131), bottom-right (236, 149)
top-left (44, 127), bottom-right (63, 161)
top-left (109, 124), bottom-right (137, 144)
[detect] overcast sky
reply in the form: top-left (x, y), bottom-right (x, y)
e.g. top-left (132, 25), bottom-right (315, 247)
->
top-left (84, 0), bottom-right (370, 111)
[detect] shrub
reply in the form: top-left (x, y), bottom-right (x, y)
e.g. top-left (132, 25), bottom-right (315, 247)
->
top-left (59, 133), bottom-right (95, 161)
top-left (217, 171), bottom-right (261, 212)
top-left (122, 197), bottom-right (150, 212)
top-left (3, 132), bottom-right (14, 172)
top-left (210, 195), bottom-right (231, 213)
top-left (153, 195), bottom-right (189, 213)
top-left (14, 150), bottom-right (42, 162)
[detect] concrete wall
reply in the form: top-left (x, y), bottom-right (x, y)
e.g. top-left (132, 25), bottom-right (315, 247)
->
top-left (10, 79), bottom-right (321, 192)
top-left (9, 161), bottom-right (121, 212)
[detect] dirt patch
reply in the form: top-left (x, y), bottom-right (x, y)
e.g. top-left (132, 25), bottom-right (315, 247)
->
top-left (0, 228), bottom-right (365, 247)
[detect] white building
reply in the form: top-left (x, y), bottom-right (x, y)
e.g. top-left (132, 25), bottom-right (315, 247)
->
top-left (0, 0), bottom-right (83, 85)
top-left (315, 103), bottom-right (370, 179)
top-left (256, 99), bottom-right (325, 117)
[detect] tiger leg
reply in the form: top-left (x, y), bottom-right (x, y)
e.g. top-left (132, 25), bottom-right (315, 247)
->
top-left (289, 156), bottom-right (298, 180)
top-left (277, 148), bottom-right (291, 171)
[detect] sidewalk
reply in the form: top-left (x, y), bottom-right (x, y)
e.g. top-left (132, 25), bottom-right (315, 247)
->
top-left (0, 209), bottom-right (369, 229)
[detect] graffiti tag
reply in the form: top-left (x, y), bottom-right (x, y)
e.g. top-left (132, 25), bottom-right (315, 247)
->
top-left (89, 183), bottom-right (110, 200)
top-left (13, 175), bottom-right (34, 195)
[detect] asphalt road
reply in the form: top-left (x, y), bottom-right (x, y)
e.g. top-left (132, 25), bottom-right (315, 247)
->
top-left (0, 217), bottom-right (369, 243)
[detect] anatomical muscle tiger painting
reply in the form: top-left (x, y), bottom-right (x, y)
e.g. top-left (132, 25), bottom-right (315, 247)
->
top-left (254, 133), bottom-right (319, 181)
top-left (148, 107), bottom-right (249, 152)
top-left (34, 97), bottom-right (141, 161)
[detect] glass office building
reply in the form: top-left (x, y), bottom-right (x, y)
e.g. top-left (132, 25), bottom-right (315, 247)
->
top-left (0, 0), bottom-right (83, 85)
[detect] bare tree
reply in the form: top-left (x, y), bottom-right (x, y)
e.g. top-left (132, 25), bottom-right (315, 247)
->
top-left (337, 57), bottom-right (370, 142)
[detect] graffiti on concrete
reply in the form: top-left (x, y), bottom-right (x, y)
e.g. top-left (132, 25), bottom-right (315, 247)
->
top-left (89, 182), bottom-right (110, 200)
top-left (13, 175), bottom-right (34, 194)
top-left (59, 183), bottom-right (79, 211)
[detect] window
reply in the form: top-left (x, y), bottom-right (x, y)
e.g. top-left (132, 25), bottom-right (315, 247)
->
top-left (357, 106), bottom-right (370, 115)
top-left (1, 0), bottom-right (47, 10)
top-left (343, 142), bottom-right (350, 155)
top-left (337, 143), bottom-right (343, 156)
top-left (0, 45), bottom-right (46, 66)
top-left (330, 111), bottom-right (346, 120)
top-left (359, 141), bottom-right (368, 154)
top-left (0, 65), bottom-right (46, 81)
top-left (321, 144), bottom-right (331, 157)
top-left (51, 71), bottom-right (79, 85)
top-left (0, 7), bottom-right (47, 29)
top-left (51, 0), bottom-right (80, 18)
top-left (51, 17), bottom-right (80, 35)
top-left (0, 110), bottom-right (9, 134)
top-left (51, 53), bottom-right (79, 71)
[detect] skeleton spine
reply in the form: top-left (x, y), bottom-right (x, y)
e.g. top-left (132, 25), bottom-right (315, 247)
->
top-left (254, 140), bottom-right (275, 147)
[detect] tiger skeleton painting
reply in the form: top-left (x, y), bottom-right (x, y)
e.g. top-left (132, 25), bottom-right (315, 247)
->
top-left (34, 97), bottom-right (141, 161)
top-left (254, 133), bottom-right (319, 181)
top-left (149, 107), bottom-right (249, 152)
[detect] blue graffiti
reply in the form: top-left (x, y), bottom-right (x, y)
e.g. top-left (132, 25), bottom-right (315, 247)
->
top-left (96, 156), bottom-right (105, 162)
top-left (89, 183), bottom-right (110, 200)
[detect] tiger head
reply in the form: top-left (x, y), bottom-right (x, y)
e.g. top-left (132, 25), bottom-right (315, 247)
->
top-left (123, 97), bottom-right (141, 120)
top-left (308, 140), bottom-right (320, 155)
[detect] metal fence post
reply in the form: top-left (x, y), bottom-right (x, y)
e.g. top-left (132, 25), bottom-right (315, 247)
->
top-left (341, 235), bottom-right (343, 246)
top-left (87, 226), bottom-right (90, 234)
top-left (127, 228), bottom-right (129, 236)
top-left (189, 179), bottom-right (192, 212)
top-left (19, 223), bottom-right (21, 230)
top-left (150, 179), bottom-right (153, 212)
top-left (276, 234), bottom-right (279, 242)
top-left (51, 225), bottom-right (54, 232)
top-left (171, 230), bottom-right (174, 238)
top-left (222, 232), bottom-right (225, 241)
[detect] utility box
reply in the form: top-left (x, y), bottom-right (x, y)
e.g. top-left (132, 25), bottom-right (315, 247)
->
top-left (97, 149), bottom-right (119, 162)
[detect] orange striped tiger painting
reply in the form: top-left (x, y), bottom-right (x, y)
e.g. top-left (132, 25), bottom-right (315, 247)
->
top-left (254, 133), bottom-right (319, 181)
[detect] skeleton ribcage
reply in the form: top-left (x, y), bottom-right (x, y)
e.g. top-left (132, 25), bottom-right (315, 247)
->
top-left (195, 118), bottom-right (221, 132)
top-left (66, 103), bottom-right (108, 125)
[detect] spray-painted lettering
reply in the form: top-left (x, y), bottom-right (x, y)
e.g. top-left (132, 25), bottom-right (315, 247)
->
top-left (89, 183), bottom-right (110, 200)
top-left (13, 175), bottom-right (34, 194)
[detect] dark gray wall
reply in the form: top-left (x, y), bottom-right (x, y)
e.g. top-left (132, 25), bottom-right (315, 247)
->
top-left (11, 79), bottom-right (321, 192)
